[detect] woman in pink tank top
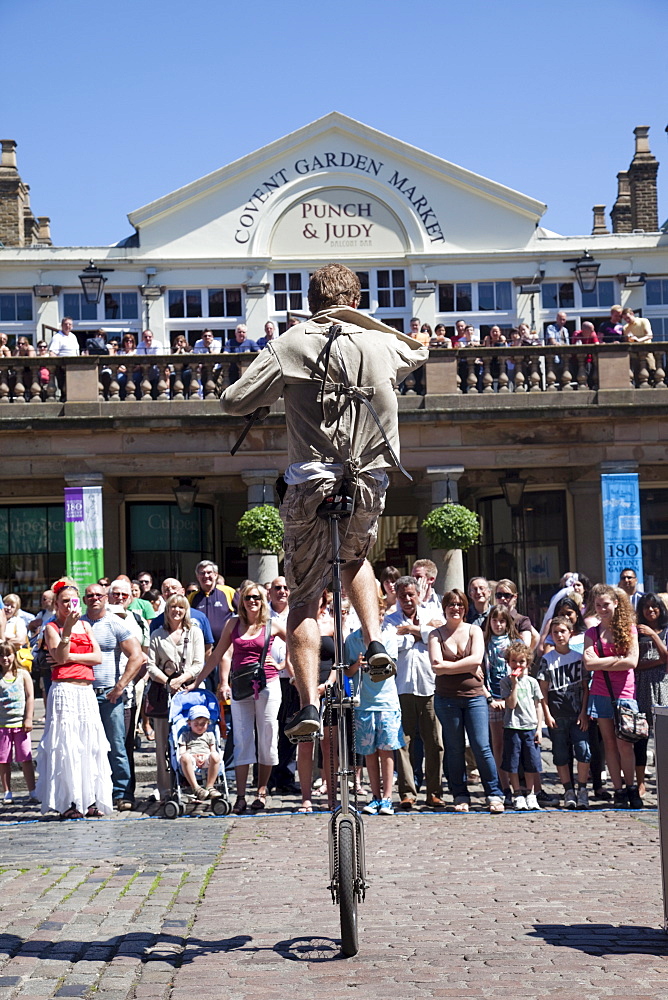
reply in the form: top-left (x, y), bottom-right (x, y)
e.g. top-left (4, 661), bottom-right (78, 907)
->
top-left (584, 585), bottom-right (641, 808)
top-left (198, 581), bottom-right (287, 814)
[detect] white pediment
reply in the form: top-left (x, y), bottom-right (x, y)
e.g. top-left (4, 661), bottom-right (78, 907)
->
top-left (127, 112), bottom-right (546, 258)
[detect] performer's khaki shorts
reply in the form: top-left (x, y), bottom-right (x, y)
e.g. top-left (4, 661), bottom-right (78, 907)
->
top-left (280, 475), bottom-right (386, 607)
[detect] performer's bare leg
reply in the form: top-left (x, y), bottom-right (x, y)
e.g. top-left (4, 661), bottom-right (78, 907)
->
top-left (342, 558), bottom-right (381, 647)
top-left (287, 598), bottom-right (321, 709)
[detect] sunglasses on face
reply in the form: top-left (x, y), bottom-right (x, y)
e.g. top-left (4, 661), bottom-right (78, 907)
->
top-left (243, 595), bottom-right (261, 602)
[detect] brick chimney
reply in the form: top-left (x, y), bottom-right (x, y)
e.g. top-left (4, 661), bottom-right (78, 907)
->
top-left (591, 204), bottom-right (609, 235)
top-left (611, 171), bottom-right (633, 233)
top-left (0, 140), bottom-right (51, 246)
top-left (628, 126), bottom-right (659, 232)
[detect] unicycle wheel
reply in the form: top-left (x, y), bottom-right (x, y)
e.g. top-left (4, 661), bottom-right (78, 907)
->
top-left (337, 818), bottom-right (359, 957)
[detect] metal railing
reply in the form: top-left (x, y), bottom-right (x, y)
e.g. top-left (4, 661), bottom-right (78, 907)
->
top-left (0, 344), bottom-right (665, 406)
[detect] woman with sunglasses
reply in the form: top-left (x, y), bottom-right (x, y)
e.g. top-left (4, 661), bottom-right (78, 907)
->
top-left (202, 582), bottom-right (287, 813)
top-left (117, 332), bottom-right (139, 399)
top-left (493, 580), bottom-right (536, 649)
top-left (429, 589), bottom-right (505, 813)
top-left (633, 593), bottom-right (668, 796)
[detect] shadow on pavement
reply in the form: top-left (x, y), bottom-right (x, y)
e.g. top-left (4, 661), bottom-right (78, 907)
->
top-left (529, 923), bottom-right (668, 954)
top-left (0, 931), bottom-right (345, 965)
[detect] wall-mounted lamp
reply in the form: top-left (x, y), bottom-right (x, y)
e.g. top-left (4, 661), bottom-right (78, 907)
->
top-left (244, 284), bottom-right (269, 298)
top-left (78, 260), bottom-right (114, 304)
top-left (563, 251), bottom-right (601, 294)
top-left (172, 478), bottom-right (200, 515)
top-left (500, 470), bottom-right (527, 510)
top-left (623, 273), bottom-right (647, 288)
top-left (32, 285), bottom-right (61, 298)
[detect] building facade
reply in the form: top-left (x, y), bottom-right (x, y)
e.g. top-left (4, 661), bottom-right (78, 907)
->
top-left (0, 114), bottom-right (666, 616)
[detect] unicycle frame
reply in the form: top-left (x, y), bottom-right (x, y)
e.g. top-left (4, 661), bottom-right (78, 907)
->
top-left (322, 505), bottom-right (367, 909)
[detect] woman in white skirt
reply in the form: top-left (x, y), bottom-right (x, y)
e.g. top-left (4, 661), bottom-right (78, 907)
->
top-left (199, 582), bottom-right (286, 814)
top-left (35, 581), bottom-right (114, 819)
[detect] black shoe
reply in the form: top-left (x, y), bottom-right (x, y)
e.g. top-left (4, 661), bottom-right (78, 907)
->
top-left (627, 785), bottom-right (644, 809)
top-left (284, 705), bottom-right (321, 739)
top-left (276, 782), bottom-right (301, 796)
top-left (365, 641), bottom-right (397, 681)
top-left (592, 787), bottom-right (612, 801)
top-left (535, 789), bottom-right (557, 806)
top-left (613, 788), bottom-right (629, 808)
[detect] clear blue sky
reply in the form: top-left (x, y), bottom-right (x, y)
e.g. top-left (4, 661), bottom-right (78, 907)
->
top-left (3, 0), bottom-right (667, 246)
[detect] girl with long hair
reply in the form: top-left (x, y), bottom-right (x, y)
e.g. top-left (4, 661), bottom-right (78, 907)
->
top-left (483, 605), bottom-right (521, 806)
top-left (584, 585), bottom-right (641, 807)
top-left (633, 594), bottom-right (668, 795)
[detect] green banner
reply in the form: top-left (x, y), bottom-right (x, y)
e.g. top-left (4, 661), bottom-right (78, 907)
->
top-left (65, 487), bottom-right (104, 591)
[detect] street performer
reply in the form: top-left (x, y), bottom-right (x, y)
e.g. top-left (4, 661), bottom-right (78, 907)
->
top-left (221, 263), bottom-right (428, 739)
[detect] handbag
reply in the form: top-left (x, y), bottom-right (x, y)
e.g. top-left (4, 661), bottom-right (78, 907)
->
top-left (145, 631), bottom-right (189, 719)
top-left (231, 623), bottom-right (271, 701)
top-left (597, 627), bottom-right (649, 743)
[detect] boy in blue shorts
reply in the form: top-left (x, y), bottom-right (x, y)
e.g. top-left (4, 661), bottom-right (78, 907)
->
top-left (499, 640), bottom-right (548, 811)
top-left (345, 625), bottom-right (402, 815)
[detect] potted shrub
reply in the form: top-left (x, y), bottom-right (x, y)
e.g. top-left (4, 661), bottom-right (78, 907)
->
top-left (236, 505), bottom-right (284, 583)
top-left (421, 503), bottom-right (481, 552)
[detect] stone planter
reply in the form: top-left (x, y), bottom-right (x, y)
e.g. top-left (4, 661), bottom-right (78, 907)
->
top-left (433, 547), bottom-right (464, 593)
top-left (247, 549), bottom-right (279, 585)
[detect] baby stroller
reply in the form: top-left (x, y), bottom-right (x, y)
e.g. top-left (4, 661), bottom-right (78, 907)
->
top-left (163, 689), bottom-right (231, 819)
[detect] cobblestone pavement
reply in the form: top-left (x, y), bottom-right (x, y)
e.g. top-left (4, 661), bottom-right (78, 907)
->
top-left (0, 808), bottom-right (665, 1000)
top-left (0, 701), bottom-right (665, 999)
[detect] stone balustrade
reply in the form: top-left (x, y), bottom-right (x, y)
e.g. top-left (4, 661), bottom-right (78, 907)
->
top-left (0, 344), bottom-right (665, 408)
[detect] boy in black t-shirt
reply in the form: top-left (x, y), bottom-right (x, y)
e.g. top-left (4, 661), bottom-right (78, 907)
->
top-left (537, 617), bottom-right (591, 810)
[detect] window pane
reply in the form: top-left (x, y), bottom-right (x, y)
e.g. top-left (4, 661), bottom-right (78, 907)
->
top-left (16, 294), bottom-right (32, 321)
top-left (288, 273), bottom-right (302, 291)
top-left (378, 289), bottom-right (391, 308)
top-left (495, 281), bottom-right (512, 311)
top-left (47, 507), bottom-right (65, 553)
top-left (478, 283), bottom-right (494, 311)
top-left (356, 272), bottom-right (369, 310)
top-left (275, 292), bottom-right (287, 311)
top-left (121, 292), bottom-right (139, 319)
top-left (558, 283), bottom-right (574, 309)
top-left (186, 290), bottom-right (202, 318)
top-left (63, 294), bottom-right (80, 321)
top-left (581, 288), bottom-right (597, 308)
top-left (0, 295), bottom-right (16, 322)
top-left (274, 273), bottom-right (286, 292)
top-left (81, 298), bottom-right (97, 320)
top-left (226, 288), bottom-right (242, 316)
top-left (377, 270), bottom-right (390, 289)
top-left (289, 292), bottom-right (302, 310)
top-left (209, 289), bottom-right (225, 317)
top-left (597, 281), bottom-right (614, 307)
top-left (646, 279), bottom-right (662, 306)
top-left (456, 284), bottom-right (472, 312)
top-left (393, 289), bottom-right (406, 308)
top-left (439, 284), bottom-right (454, 312)
top-left (541, 283), bottom-right (558, 310)
top-left (391, 270), bottom-right (405, 287)
top-left (168, 290), bottom-right (184, 318)
top-left (664, 280), bottom-right (668, 304)
top-left (10, 506), bottom-right (47, 555)
top-left (104, 292), bottom-right (120, 320)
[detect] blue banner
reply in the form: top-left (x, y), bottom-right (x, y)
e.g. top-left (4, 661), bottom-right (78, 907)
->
top-left (601, 473), bottom-right (644, 587)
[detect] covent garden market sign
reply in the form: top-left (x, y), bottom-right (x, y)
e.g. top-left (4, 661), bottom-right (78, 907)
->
top-left (233, 149), bottom-right (446, 252)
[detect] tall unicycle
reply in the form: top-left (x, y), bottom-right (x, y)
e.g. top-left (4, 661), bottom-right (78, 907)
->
top-left (287, 483), bottom-right (368, 956)
top-left (321, 486), bottom-right (367, 957)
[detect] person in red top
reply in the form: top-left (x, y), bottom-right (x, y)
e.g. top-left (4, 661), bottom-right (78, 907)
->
top-left (571, 322), bottom-right (599, 345)
top-left (584, 584), bottom-right (641, 808)
top-left (199, 582), bottom-right (287, 814)
top-left (34, 581), bottom-right (113, 819)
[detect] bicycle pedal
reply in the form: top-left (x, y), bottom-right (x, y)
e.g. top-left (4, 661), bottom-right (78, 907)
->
top-left (287, 732), bottom-right (323, 745)
top-left (367, 665), bottom-right (397, 682)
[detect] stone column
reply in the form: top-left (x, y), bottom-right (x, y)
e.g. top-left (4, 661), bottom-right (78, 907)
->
top-left (241, 469), bottom-right (280, 584)
top-left (425, 466), bottom-right (465, 593)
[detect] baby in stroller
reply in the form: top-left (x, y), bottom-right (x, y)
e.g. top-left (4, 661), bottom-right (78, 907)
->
top-left (178, 705), bottom-right (222, 800)
top-left (167, 690), bottom-right (229, 813)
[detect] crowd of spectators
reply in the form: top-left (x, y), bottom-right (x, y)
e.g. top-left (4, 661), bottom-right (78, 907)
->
top-left (3, 556), bottom-right (665, 820)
